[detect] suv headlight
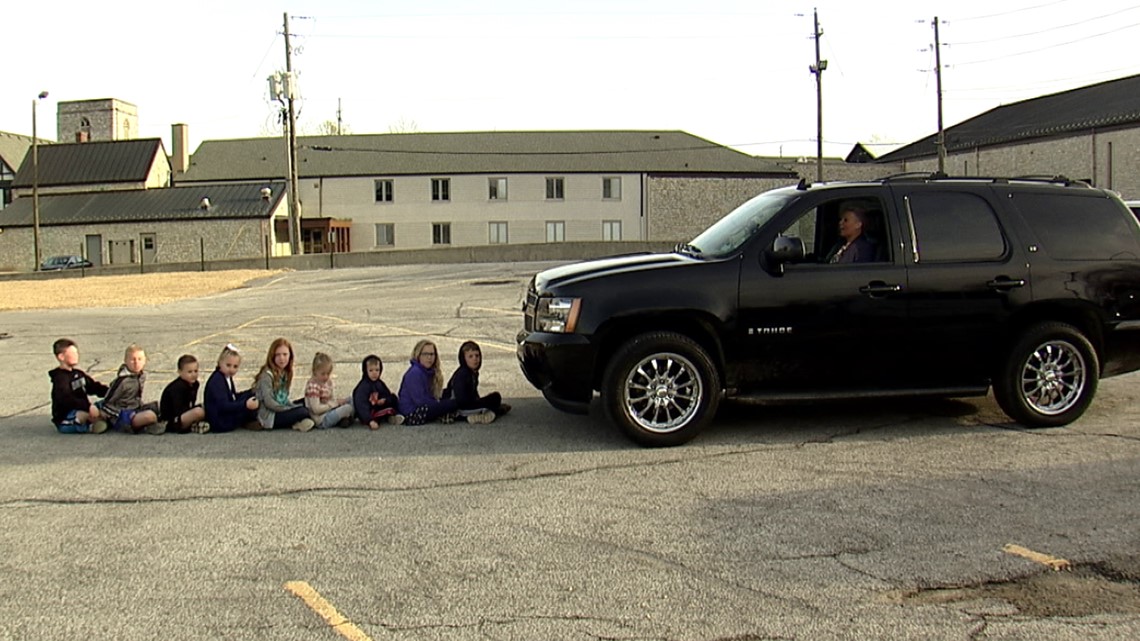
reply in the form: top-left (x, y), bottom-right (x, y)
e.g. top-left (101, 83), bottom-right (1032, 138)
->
top-left (535, 297), bottom-right (581, 333)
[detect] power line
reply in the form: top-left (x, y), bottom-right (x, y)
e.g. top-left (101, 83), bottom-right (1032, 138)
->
top-left (952, 5), bottom-right (1140, 45)
top-left (953, 0), bottom-right (1075, 22)
top-left (954, 20), bottom-right (1140, 66)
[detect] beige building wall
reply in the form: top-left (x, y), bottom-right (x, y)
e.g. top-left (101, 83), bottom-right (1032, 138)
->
top-left (895, 127), bottom-right (1140, 199)
top-left (646, 176), bottom-right (795, 242)
top-left (302, 173), bottom-right (643, 250)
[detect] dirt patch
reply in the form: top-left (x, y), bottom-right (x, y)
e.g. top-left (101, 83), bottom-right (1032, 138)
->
top-left (890, 565), bottom-right (1140, 617)
top-left (0, 270), bottom-right (282, 311)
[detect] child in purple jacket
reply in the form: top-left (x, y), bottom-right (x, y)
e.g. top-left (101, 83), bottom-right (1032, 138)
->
top-left (397, 340), bottom-right (459, 426)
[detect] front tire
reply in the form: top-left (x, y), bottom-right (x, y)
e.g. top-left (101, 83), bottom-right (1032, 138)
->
top-left (602, 332), bottom-right (721, 447)
top-left (993, 322), bottom-right (1098, 428)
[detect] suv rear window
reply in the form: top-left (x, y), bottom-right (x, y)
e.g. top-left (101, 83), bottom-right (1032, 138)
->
top-left (908, 192), bottom-right (1006, 262)
top-left (1010, 194), bottom-right (1140, 260)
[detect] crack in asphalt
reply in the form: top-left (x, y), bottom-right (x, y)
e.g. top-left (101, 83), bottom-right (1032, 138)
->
top-left (771, 547), bottom-right (891, 585)
top-left (984, 422), bottom-right (1140, 442)
top-left (0, 445), bottom-right (781, 507)
top-left (528, 526), bottom-right (819, 613)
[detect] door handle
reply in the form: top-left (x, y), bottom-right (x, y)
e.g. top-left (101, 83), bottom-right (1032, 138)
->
top-left (986, 277), bottom-right (1026, 291)
top-left (859, 281), bottom-right (902, 297)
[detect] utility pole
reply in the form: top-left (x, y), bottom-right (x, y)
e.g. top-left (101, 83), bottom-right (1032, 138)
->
top-left (283, 12), bottom-right (303, 255)
top-left (809, 8), bottom-right (827, 183)
top-left (933, 16), bottom-right (946, 174)
top-left (337, 98), bottom-right (343, 135)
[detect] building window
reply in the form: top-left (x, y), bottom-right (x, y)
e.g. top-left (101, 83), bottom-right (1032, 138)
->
top-left (489, 222), bottom-right (509, 244)
top-left (488, 177), bottom-right (508, 201)
top-left (374, 179), bottom-right (393, 203)
top-left (375, 223), bottom-right (395, 247)
top-left (432, 178), bottom-right (450, 202)
top-left (603, 176), bottom-right (622, 200)
top-left (603, 220), bottom-right (622, 241)
top-left (432, 222), bottom-right (452, 245)
top-left (546, 221), bottom-right (566, 243)
top-left (545, 177), bottom-right (564, 200)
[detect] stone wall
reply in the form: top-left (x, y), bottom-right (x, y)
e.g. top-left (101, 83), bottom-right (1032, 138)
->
top-left (894, 126), bottom-right (1140, 200)
top-left (0, 219), bottom-right (269, 271)
top-left (56, 99), bottom-right (138, 143)
top-left (646, 176), bottom-right (795, 241)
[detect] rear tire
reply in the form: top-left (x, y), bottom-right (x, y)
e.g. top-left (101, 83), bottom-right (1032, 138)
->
top-left (601, 332), bottom-right (721, 447)
top-left (993, 322), bottom-right (1098, 428)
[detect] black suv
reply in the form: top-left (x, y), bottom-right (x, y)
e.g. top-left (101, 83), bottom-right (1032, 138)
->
top-left (517, 175), bottom-right (1140, 446)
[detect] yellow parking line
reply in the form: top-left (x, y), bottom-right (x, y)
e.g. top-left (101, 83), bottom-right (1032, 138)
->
top-left (284, 581), bottom-right (373, 641)
top-left (1002, 544), bottom-right (1071, 570)
top-left (182, 315), bottom-right (287, 348)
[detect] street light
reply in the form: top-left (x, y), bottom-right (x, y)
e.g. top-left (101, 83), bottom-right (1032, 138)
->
top-left (32, 90), bottom-right (48, 271)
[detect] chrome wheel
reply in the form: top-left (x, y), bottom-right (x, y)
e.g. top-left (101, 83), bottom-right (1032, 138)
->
top-left (623, 352), bottom-right (703, 433)
top-left (1020, 339), bottom-right (1087, 416)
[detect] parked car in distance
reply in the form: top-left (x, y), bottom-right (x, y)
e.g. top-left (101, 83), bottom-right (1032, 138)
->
top-left (518, 175), bottom-right (1140, 447)
top-left (40, 255), bottom-right (93, 271)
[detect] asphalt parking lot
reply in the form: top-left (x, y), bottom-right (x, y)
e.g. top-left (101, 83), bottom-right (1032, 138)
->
top-left (1, 261), bottom-right (1138, 641)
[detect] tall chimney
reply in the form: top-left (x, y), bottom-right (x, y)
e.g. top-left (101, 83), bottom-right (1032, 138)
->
top-left (171, 123), bottom-right (189, 174)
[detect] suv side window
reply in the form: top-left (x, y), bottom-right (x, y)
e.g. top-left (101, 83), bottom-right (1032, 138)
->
top-left (1008, 193), bottom-right (1140, 260)
top-left (907, 192), bottom-right (1005, 262)
top-left (779, 195), bottom-right (890, 264)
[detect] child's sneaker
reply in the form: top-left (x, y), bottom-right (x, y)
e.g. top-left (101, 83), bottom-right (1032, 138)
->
top-left (439, 413), bottom-right (456, 424)
top-left (191, 421), bottom-right (211, 434)
top-left (90, 420), bottom-right (109, 434)
top-left (293, 418), bottom-right (315, 432)
top-left (145, 421), bottom-right (167, 435)
top-left (387, 414), bottom-right (405, 426)
top-left (497, 403), bottom-right (511, 416)
top-left (466, 411), bottom-right (496, 425)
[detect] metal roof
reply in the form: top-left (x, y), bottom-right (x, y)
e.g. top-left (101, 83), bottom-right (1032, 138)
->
top-left (12, 138), bottom-right (165, 187)
top-left (877, 74), bottom-right (1140, 163)
top-left (0, 182), bottom-right (285, 227)
top-left (179, 130), bottom-right (795, 182)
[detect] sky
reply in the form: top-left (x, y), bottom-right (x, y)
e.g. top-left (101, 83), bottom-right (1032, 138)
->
top-left (4, 0), bottom-right (1140, 159)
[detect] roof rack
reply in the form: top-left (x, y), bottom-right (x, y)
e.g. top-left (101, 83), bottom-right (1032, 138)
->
top-left (1006, 175), bottom-right (1092, 188)
top-left (879, 171), bottom-right (948, 182)
top-left (878, 173), bottom-right (1093, 188)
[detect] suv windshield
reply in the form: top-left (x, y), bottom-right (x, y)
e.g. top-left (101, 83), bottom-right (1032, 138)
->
top-left (685, 188), bottom-right (798, 257)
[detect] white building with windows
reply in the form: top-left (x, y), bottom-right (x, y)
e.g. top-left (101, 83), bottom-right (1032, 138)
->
top-left (176, 130), bottom-right (797, 250)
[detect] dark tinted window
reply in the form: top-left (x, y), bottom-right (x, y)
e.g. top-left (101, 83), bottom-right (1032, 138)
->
top-left (1010, 194), bottom-right (1140, 260)
top-left (908, 192), bottom-right (1006, 262)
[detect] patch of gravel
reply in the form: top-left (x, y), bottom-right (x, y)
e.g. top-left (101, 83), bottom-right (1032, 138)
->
top-left (0, 270), bottom-right (282, 311)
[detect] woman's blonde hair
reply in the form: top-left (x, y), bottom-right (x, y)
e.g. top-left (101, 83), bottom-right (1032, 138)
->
top-left (411, 339), bottom-right (444, 398)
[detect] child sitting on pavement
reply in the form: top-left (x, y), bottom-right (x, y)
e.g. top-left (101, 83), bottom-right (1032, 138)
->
top-left (204, 344), bottom-right (259, 433)
top-left (352, 354), bottom-right (404, 430)
top-left (101, 344), bottom-right (164, 434)
top-left (398, 339), bottom-right (459, 426)
top-left (304, 352), bottom-right (356, 429)
top-left (254, 337), bottom-right (315, 432)
top-left (444, 340), bottom-right (511, 424)
top-left (48, 338), bottom-right (109, 434)
top-left (159, 354), bottom-right (210, 434)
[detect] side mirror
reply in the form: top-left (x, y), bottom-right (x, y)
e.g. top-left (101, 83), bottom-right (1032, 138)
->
top-left (770, 235), bottom-right (805, 262)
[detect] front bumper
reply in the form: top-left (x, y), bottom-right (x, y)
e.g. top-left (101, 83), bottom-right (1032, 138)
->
top-left (516, 330), bottom-right (595, 414)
